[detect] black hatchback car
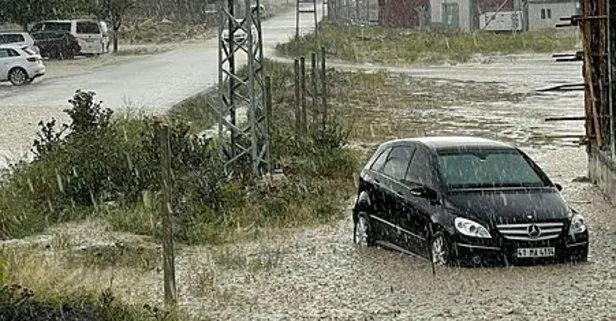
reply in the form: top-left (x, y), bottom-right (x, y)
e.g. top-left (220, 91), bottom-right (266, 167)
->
top-left (352, 136), bottom-right (589, 266)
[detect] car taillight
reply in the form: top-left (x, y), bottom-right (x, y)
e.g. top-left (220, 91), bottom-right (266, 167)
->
top-left (26, 57), bottom-right (39, 62)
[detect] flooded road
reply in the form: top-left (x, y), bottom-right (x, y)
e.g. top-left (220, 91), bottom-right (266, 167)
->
top-left (1, 43), bottom-right (614, 319)
top-left (109, 57), bottom-right (613, 320)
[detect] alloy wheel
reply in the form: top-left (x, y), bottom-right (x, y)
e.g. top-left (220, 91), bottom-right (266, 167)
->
top-left (431, 235), bottom-right (448, 266)
top-left (354, 216), bottom-right (369, 247)
top-left (9, 69), bottom-right (27, 86)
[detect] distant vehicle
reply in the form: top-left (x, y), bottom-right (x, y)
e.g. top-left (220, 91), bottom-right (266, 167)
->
top-left (29, 19), bottom-right (110, 55)
top-left (251, 4), bottom-right (268, 20)
top-left (0, 32), bottom-right (40, 54)
top-left (0, 44), bottom-right (45, 86)
top-left (31, 31), bottom-right (81, 59)
top-left (353, 136), bottom-right (589, 267)
top-left (221, 18), bottom-right (258, 46)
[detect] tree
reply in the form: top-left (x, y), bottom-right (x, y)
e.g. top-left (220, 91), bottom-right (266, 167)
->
top-left (0, 0), bottom-right (68, 31)
top-left (87, 0), bottom-right (136, 53)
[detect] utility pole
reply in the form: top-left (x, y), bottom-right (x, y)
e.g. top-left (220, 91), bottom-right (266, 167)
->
top-left (216, 0), bottom-right (269, 179)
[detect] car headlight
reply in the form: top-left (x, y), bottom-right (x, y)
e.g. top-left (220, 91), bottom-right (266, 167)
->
top-left (454, 217), bottom-right (491, 238)
top-left (569, 214), bottom-right (587, 234)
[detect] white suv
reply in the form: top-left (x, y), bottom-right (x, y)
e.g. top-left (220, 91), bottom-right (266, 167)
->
top-left (0, 44), bottom-right (46, 86)
top-left (0, 32), bottom-right (40, 54)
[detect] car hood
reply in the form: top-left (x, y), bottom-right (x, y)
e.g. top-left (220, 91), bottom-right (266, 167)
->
top-left (444, 188), bottom-right (570, 226)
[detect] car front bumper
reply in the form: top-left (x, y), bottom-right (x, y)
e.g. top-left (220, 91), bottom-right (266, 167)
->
top-left (451, 232), bottom-right (589, 266)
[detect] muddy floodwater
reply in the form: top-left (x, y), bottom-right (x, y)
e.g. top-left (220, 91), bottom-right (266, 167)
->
top-left (141, 56), bottom-right (615, 320)
top-left (2, 55), bottom-right (615, 320)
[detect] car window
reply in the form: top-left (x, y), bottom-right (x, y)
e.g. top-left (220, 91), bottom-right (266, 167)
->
top-left (0, 49), bottom-right (19, 57)
top-left (0, 34), bottom-right (25, 43)
top-left (76, 21), bottom-right (101, 34)
top-left (370, 147), bottom-right (391, 172)
top-left (30, 23), bottom-right (43, 32)
top-left (45, 22), bottom-right (72, 32)
top-left (382, 146), bottom-right (414, 181)
top-left (405, 147), bottom-right (434, 186)
top-left (437, 149), bottom-right (547, 189)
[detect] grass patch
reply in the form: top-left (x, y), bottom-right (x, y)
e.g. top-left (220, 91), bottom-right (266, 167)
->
top-left (0, 247), bottom-right (182, 321)
top-left (277, 24), bottom-right (580, 64)
top-left (63, 243), bottom-right (160, 272)
top-left (118, 19), bottom-right (210, 45)
top-left (210, 246), bottom-right (283, 272)
top-left (114, 44), bottom-right (176, 56)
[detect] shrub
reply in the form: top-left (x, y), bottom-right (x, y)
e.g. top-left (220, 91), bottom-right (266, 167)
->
top-left (0, 284), bottom-right (177, 321)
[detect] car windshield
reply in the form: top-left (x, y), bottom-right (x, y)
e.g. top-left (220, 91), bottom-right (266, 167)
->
top-left (437, 149), bottom-right (547, 189)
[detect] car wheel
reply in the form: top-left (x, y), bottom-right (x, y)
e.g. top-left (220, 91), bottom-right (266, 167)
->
top-left (353, 213), bottom-right (374, 248)
top-left (8, 68), bottom-right (29, 86)
top-left (430, 231), bottom-right (452, 266)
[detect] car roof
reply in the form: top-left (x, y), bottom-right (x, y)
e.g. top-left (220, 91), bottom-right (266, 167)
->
top-left (0, 44), bottom-right (25, 49)
top-left (0, 32), bottom-right (28, 35)
top-left (382, 136), bottom-right (515, 151)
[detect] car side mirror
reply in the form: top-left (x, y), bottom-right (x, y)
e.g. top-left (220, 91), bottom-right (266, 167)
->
top-left (409, 186), bottom-right (438, 200)
top-left (555, 183), bottom-right (563, 191)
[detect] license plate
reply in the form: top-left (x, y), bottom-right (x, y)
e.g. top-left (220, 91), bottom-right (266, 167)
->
top-left (517, 247), bottom-right (555, 258)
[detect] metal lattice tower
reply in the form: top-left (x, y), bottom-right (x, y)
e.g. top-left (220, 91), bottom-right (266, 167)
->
top-left (296, 0), bottom-right (319, 40)
top-left (216, 0), bottom-right (269, 178)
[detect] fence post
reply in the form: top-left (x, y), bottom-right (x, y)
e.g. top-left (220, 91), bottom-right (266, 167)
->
top-left (265, 76), bottom-right (273, 174)
top-left (159, 123), bottom-right (176, 307)
top-left (294, 58), bottom-right (301, 138)
top-left (311, 52), bottom-right (318, 130)
top-left (320, 46), bottom-right (328, 137)
top-left (300, 56), bottom-right (307, 133)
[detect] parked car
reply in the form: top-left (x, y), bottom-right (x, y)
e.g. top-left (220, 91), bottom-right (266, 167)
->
top-left (251, 4), bottom-right (268, 20)
top-left (352, 136), bottom-right (589, 267)
top-left (31, 31), bottom-right (81, 59)
top-left (0, 44), bottom-right (45, 86)
top-left (29, 19), bottom-right (109, 55)
top-left (221, 18), bottom-right (258, 46)
top-left (0, 32), bottom-right (39, 54)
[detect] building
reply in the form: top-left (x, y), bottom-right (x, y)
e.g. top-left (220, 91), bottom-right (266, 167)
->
top-left (378, 0), bottom-right (430, 28)
top-left (429, 0), bottom-right (474, 31)
top-left (527, 0), bottom-right (580, 30)
top-left (376, 0), bottom-right (581, 32)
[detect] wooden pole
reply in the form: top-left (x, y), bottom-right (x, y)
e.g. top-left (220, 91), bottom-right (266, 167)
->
top-left (321, 46), bottom-right (328, 136)
top-left (265, 76), bottom-right (273, 174)
top-left (311, 52), bottom-right (318, 130)
top-left (159, 123), bottom-right (176, 306)
top-left (294, 59), bottom-right (301, 137)
top-left (300, 56), bottom-right (307, 133)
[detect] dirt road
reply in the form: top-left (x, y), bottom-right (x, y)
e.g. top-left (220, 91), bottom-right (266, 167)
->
top-left (0, 2), bottom-right (325, 167)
